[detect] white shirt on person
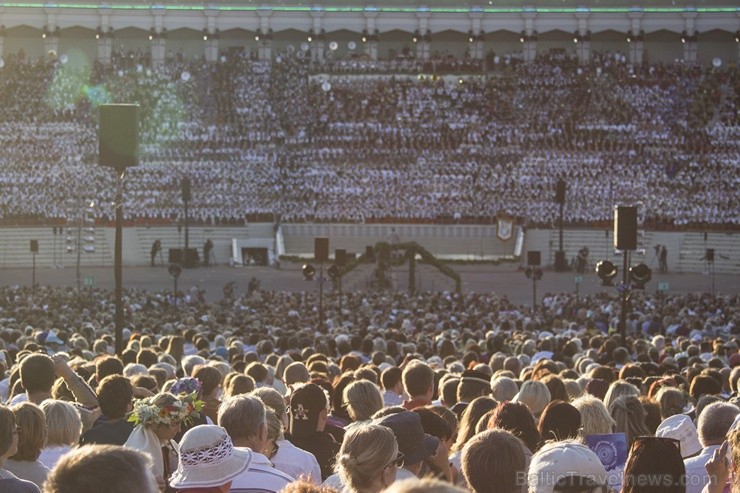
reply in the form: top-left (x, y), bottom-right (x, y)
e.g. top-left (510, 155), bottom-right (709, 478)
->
top-left (271, 439), bottom-right (321, 484)
top-left (685, 444), bottom-right (721, 493)
top-left (230, 448), bottom-right (294, 493)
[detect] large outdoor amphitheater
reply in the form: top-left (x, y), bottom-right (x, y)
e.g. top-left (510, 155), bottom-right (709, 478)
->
top-left (0, 2), bottom-right (739, 491)
top-left (0, 0), bottom-right (738, 291)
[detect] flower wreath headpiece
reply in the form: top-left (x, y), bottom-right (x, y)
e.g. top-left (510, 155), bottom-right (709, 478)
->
top-left (128, 392), bottom-right (204, 427)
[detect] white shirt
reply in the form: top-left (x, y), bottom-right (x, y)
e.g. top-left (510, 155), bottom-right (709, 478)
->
top-left (383, 390), bottom-right (404, 408)
top-left (38, 445), bottom-right (73, 471)
top-left (271, 439), bottom-right (321, 484)
top-left (231, 449), bottom-right (294, 493)
top-left (685, 444), bottom-right (721, 493)
top-left (323, 465), bottom-right (416, 492)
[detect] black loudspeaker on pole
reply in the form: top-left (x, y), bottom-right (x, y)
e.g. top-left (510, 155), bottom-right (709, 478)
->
top-left (614, 206), bottom-right (638, 251)
top-left (315, 237), bottom-right (329, 263)
top-left (99, 104), bottom-right (139, 357)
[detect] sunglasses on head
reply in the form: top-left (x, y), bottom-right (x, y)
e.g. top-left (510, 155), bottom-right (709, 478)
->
top-left (385, 452), bottom-right (404, 469)
top-left (631, 436), bottom-right (681, 455)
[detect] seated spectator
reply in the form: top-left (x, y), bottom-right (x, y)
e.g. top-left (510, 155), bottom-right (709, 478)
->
top-left (44, 444), bottom-right (158, 493)
top-left (218, 395), bottom-right (294, 492)
top-left (169, 425), bottom-right (252, 493)
top-left (462, 429), bottom-right (526, 493)
top-left (5, 402), bottom-right (50, 488)
top-left (0, 405), bottom-right (40, 493)
top-left (38, 400), bottom-right (82, 470)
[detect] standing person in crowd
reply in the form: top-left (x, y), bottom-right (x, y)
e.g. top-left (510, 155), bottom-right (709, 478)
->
top-left (79, 374), bottom-right (134, 446)
top-left (288, 383), bottom-right (341, 481)
top-left (217, 395), bottom-right (294, 492)
top-left (375, 411), bottom-right (449, 482)
top-left (38, 400), bottom-right (82, 471)
top-left (685, 402), bottom-right (739, 493)
top-left (528, 441), bottom-right (608, 493)
top-left (623, 436), bottom-right (686, 493)
top-left (381, 367), bottom-right (405, 408)
top-left (334, 424), bottom-right (401, 493)
top-left (0, 405), bottom-right (40, 493)
top-left (402, 361), bottom-right (435, 410)
top-left (169, 425), bottom-right (252, 493)
top-left (125, 392), bottom-right (202, 492)
top-left (461, 429), bottom-right (526, 493)
top-left (11, 354), bottom-right (99, 431)
top-left (251, 387), bottom-right (322, 484)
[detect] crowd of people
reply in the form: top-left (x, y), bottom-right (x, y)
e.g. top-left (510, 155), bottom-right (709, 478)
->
top-left (0, 281), bottom-right (736, 491)
top-left (0, 49), bottom-right (737, 228)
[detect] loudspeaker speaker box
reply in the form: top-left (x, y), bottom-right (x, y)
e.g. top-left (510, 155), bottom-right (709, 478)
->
top-left (30, 240), bottom-right (38, 253)
top-left (314, 238), bottom-right (329, 262)
top-left (614, 206), bottom-right (638, 251)
top-left (99, 104), bottom-right (139, 171)
top-left (335, 249), bottom-right (346, 266)
top-left (527, 251), bottom-right (541, 266)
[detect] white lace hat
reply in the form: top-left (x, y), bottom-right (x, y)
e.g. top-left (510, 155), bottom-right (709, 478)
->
top-left (169, 425), bottom-right (252, 489)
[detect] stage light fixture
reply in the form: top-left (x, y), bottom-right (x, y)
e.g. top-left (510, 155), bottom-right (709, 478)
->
top-left (302, 264), bottom-right (316, 281)
top-left (596, 260), bottom-right (618, 286)
top-left (629, 263), bottom-right (652, 289)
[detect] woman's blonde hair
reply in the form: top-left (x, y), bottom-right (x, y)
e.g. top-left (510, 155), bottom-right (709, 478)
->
top-left (513, 380), bottom-right (551, 418)
top-left (336, 424), bottom-right (397, 491)
top-left (603, 380), bottom-right (640, 412)
top-left (610, 395), bottom-right (651, 445)
top-left (572, 394), bottom-right (615, 437)
top-left (10, 402), bottom-right (46, 461)
top-left (343, 380), bottom-right (383, 422)
top-left (40, 400), bottom-right (82, 446)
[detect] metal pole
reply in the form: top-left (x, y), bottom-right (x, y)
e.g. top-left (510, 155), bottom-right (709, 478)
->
top-left (114, 171), bottom-right (125, 356)
top-left (559, 202), bottom-right (564, 253)
top-left (318, 263), bottom-right (325, 332)
top-left (32, 253), bottom-right (36, 289)
top-left (76, 208), bottom-right (82, 291)
top-left (532, 277), bottom-right (537, 310)
top-left (619, 250), bottom-right (630, 346)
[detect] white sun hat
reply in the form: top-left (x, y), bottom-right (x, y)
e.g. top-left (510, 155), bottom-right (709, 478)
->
top-left (169, 425), bottom-right (252, 489)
